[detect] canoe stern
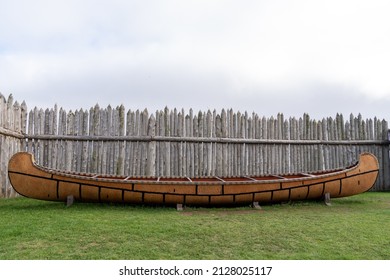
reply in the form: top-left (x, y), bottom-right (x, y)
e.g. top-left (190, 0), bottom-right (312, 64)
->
top-left (339, 153), bottom-right (379, 197)
top-left (8, 152), bottom-right (57, 201)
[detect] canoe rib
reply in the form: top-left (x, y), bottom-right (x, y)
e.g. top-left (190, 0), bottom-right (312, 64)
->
top-left (8, 152), bottom-right (379, 206)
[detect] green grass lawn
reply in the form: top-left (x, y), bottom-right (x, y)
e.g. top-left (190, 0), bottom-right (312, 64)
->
top-left (0, 192), bottom-right (389, 260)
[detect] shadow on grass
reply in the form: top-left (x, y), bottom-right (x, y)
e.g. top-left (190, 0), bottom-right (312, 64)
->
top-left (1, 192), bottom-right (386, 213)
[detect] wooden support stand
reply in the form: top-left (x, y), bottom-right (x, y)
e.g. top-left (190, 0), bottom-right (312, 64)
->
top-left (324, 193), bottom-right (331, 206)
top-left (66, 195), bottom-right (74, 207)
top-left (252, 201), bottom-right (262, 209)
top-left (176, 204), bottom-right (184, 211)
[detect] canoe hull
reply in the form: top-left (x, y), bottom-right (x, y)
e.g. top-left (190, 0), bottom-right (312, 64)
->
top-left (8, 152), bottom-right (379, 206)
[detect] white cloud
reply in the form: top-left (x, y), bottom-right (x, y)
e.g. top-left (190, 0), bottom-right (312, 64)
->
top-left (1, 0), bottom-right (390, 120)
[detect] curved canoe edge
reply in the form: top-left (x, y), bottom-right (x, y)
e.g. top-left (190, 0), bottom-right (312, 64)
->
top-left (338, 152), bottom-right (379, 197)
top-left (8, 152), bottom-right (55, 200)
top-left (8, 151), bottom-right (33, 171)
top-left (7, 151), bottom-right (380, 205)
top-left (358, 152), bottom-right (379, 170)
top-left (8, 152), bottom-right (51, 178)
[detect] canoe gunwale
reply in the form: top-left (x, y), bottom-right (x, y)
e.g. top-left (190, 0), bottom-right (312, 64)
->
top-left (13, 152), bottom-right (367, 185)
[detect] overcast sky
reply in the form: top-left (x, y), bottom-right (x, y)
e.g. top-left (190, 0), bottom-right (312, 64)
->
top-left (1, 0), bottom-right (390, 120)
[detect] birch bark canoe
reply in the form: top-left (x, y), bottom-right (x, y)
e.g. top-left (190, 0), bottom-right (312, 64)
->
top-left (8, 152), bottom-right (379, 207)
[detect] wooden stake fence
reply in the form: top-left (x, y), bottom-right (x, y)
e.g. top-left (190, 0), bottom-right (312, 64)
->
top-left (0, 95), bottom-right (27, 197)
top-left (0, 93), bottom-right (389, 198)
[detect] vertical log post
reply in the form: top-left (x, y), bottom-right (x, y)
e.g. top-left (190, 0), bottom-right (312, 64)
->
top-left (147, 115), bottom-right (156, 177)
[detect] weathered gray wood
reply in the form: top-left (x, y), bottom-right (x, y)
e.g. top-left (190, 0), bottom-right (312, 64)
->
top-left (0, 95), bottom-right (27, 197)
top-left (324, 193), bottom-right (331, 206)
top-left (65, 110), bottom-right (74, 171)
top-left (18, 133), bottom-right (390, 145)
top-left (146, 115), bottom-right (156, 176)
top-left (66, 195), bottom-right (74, 207)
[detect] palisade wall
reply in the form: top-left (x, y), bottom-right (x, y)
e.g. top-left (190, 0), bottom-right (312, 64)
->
top-left (0, 93), bottom-right (389, 197)
top-left (0, 95), bottom-right (27, 197)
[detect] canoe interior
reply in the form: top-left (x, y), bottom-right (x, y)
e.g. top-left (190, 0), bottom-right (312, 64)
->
top-left (44, 167), bottom-right (347, 183)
